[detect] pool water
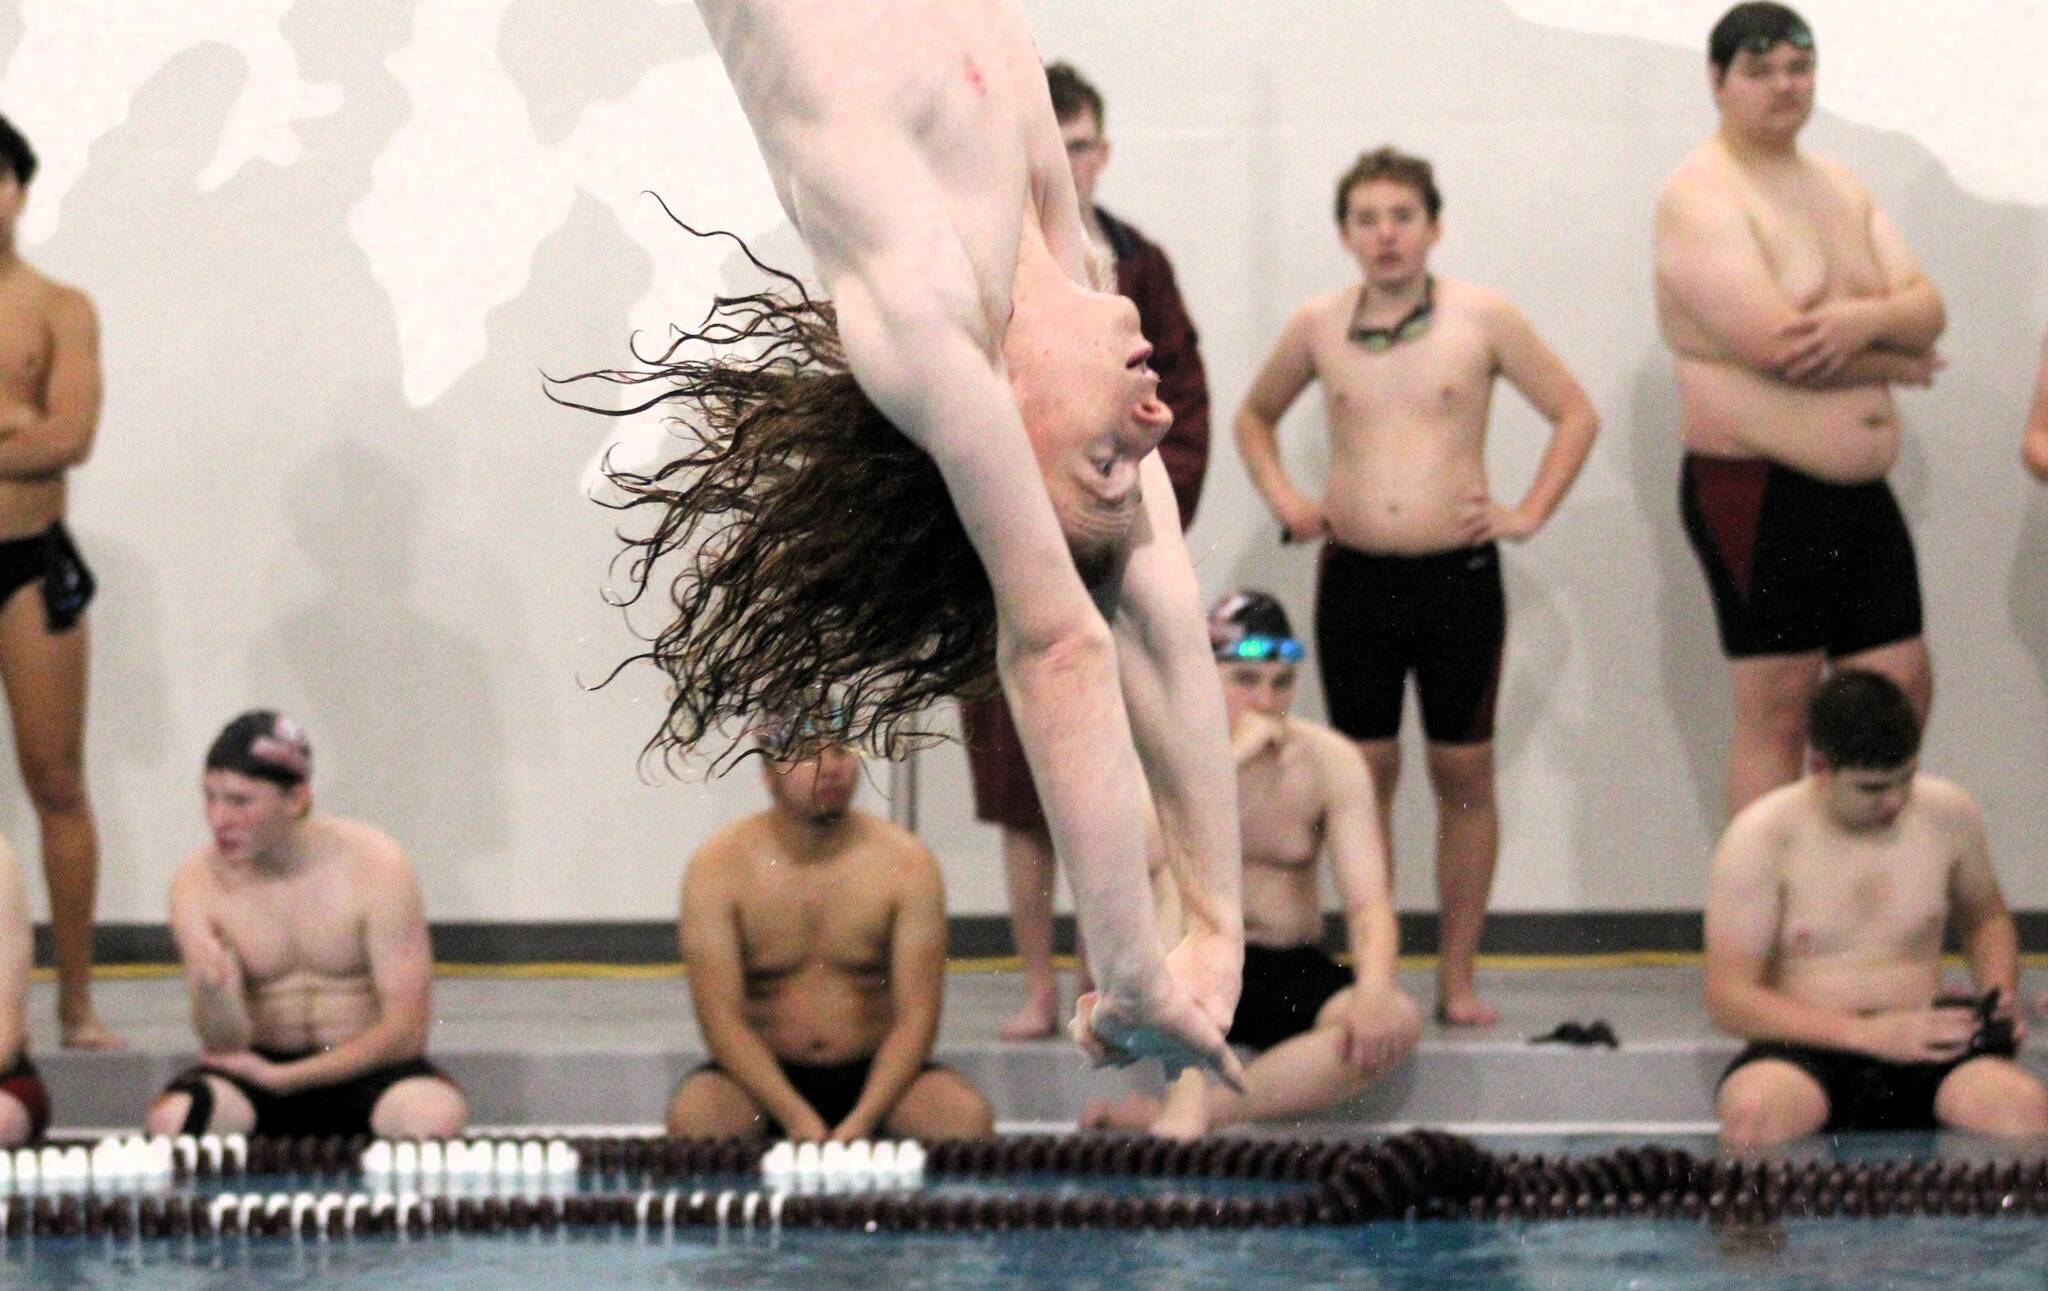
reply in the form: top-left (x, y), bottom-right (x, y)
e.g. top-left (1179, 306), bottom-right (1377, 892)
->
top-left (8, 1130), bottom-right (2047, 1288)
top-left (5, 1215), bottom-right (2046, 1290)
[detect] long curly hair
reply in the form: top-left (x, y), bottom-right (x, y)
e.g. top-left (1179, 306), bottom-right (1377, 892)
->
top-left (554, 223), bottom-right (1000, 770)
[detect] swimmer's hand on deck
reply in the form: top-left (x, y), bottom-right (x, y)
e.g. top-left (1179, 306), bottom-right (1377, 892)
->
top-left (1071, 933), bottom-right (1245, 1093)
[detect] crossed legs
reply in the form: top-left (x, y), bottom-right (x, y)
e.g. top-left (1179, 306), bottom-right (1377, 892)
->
top-left (1082, 984), bottom-right (1418, 1139)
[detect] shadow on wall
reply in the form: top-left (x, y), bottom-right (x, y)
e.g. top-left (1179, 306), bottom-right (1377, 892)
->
top-left (246, 424), bottom-right (511, 870)
top-left (2011, 494), bottom-right (2048, 768)
top-left (1628, 359), bottom-right (1730, 834)
top-left (72, 532), bottom-right (172, 890)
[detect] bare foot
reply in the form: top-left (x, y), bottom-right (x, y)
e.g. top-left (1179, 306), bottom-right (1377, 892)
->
top-left (998, 994), bottom-right (1060, 1042)
top-left (1079, 1093), bottom-right (1161, 1132)
top-left (1148, 1102), bottom-right (1208, 1142)
top-left (60, 1014), bottom-right (125, 1051)
top-left (1434, 994), bottom-right (1499, 1028)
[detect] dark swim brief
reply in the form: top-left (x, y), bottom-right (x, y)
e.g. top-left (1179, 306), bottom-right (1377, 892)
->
top-left (164, 1047), bottom-right (457, 1138)
top-left (1314, 540), bottom-right (1506, 745)
top-left (1719, 1034), bottom-right (2018, 1133)
top-left (1679, 455), bottom-right (1922, 659)
top-left (696, 1056), bottom-right (943, 1136)
top-left (0, 1052), bottom-right (51, 1142)
top-left (0, 521), bottom-right (94, 633)
top-left (1227, 942), bottom-right (1353, 1054)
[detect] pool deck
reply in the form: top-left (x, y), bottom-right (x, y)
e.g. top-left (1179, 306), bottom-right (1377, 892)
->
top-left (26, 964), bottom-right (2044, 1135)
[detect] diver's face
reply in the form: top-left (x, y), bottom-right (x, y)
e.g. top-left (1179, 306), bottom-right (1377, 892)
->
top-left (1338, 179), bottom-right (1439, 290)
top-left (1714, 41), bottom-right (1815, 140)
top-left (1059, 109), bottom-right (1110, 211)
top-left (1814, 759), bottom-right (1913, 831)
top-left (1219, 660), bottom-right (1298, 731)
top-left (764, 744), bottom-right (861, 823)
top-left (1004, 233), bottom-right (1172, 579)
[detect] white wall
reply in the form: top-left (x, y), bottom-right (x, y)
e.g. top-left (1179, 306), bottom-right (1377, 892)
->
top-left (0, 0), bottom-right (2042, 926)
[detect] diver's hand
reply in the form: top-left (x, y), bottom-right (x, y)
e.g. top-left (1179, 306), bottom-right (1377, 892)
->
top-left (1072, 950), bottom-right (1244, 1092)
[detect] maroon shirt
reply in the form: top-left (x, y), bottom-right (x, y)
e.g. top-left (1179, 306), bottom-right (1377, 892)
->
top-left (1099, 206), bottom-right (1212, 529)
top-left (963, 206), bottom-right (1213, 830)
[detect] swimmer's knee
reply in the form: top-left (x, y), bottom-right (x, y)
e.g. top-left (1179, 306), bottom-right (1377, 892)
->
top-left (1425, 743), bottom-right (1495, 801)
top-left (372, 1078), bottom-right (469, 1140)
top-left (892, 1070), bottom-right (994, 1139)
top-left (17, 752), bottom-right (87, 816)
top-left (1715, 1069), bottom-right (1820, 1148)
top-left (0, 1094), bottom-right (31, 1148)
top-left (666, 1070), bottom-right (761, 1138)
top-left (144, 1097), bottom-right (186, 1139)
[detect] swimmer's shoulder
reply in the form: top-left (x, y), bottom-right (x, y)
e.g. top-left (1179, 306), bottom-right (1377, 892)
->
top-left (1435, 277), bottom-right (1519, 330)
top-left (167, 849), bottom-right (222, 905)
top-left (848, 811), bottom-right (943, 894)
top-left (1286, 719), bottom-right (1371, 789)
top-left (1909, 774), bottom-right (1983, 833)
top-left (316, 816), bottom-right (415, 887)
top-left (1801, 153), bottom-right (1876, 214)
top-left (685, 815), bottom-right (769, 885)
top-left (1655, 145), bottom-right (1750, 235)
top-left (1722, 780), bottom-right (1809, 856)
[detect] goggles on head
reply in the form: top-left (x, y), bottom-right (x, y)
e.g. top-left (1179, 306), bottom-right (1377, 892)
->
top-left (1220, 635), bottom-right (1304, 665)
top-left (1741, 26), bottom-right (1813, 56)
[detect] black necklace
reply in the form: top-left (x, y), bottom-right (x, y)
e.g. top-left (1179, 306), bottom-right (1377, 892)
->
top-left (1348, 276), bottom-right (1434, 352)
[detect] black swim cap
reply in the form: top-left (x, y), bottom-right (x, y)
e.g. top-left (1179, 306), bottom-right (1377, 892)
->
top-left (0, 115), bottom-right (34, 187)
top-left (205, 710), bottom-right (312, 788)
top-left (1207, 591), bottom-right (1298, 660)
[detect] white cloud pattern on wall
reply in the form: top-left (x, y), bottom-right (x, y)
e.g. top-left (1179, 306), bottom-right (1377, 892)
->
top-left (1498, 0), bottom-right (2048, 208)
top-left (348, 0), bottom-right (785, 436)
top-left (0, 0), bottom-right (341, 244)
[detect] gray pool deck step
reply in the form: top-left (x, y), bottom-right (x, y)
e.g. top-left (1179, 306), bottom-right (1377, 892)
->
top-left (25, 965), bottom-right (2040, 1134)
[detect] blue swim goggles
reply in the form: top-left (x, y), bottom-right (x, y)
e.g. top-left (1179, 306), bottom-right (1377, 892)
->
top-left (1220, 635), bottom-right (1304, 664)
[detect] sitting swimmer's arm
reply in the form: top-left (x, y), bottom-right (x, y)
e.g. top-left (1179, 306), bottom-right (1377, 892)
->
top-left (0, 839), bottom-right (30, 1069)
top-left (168, 863), bottom-right (253, 1055)
top-left (831, 840), bottom-right (948, 1142)
top-left (1315, 733), bottom-right (1400, 998)
top-left (679, 844), bottom-right (826, 1139)
top-left (0, 289), bottom-right (100, 480)
top-left (1944, 791), bottom-right (2020, 1016)
top-left (797, 138), bottom-right (1170, 1016)
top-left (1702, 808), bottom-right (1865, 1052)
top-left (2024, 329), bottom-right (2048, 483)
top-left (260, 845), bottom-right (435, 1093)
top-left (1314, 730), bottom-right (1420, 1066)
